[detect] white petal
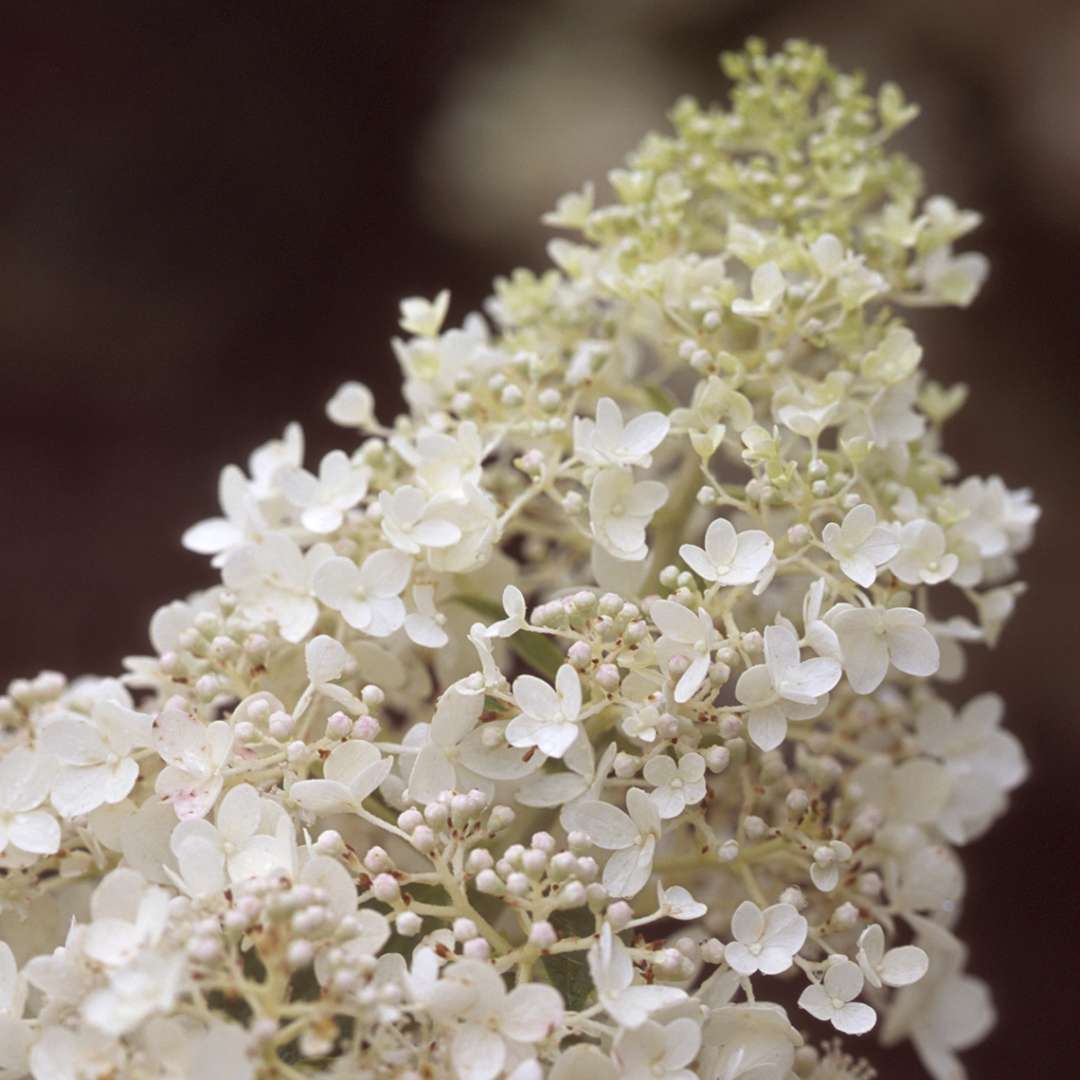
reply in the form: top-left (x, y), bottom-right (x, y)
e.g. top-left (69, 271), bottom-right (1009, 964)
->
top-left (561, 800), bottom-right (636, 849)
top-left (834, 1001), bottom-right (876, 1035)
top-left (9, 810), bottom-right (60, 854)
top-left (290, 779), bottom-right (354, 815)
top-left (512, 675), bottom-right (558, 721)
top-left (39, 718), bottom-right (107, 766)
top-left (50, 764), bottom-right (112, 817)
top-left (300, 855), bottom-right (357, 922)
top-left (555, 663), bottom-right (582, 719)
top-left (603, 836), bottom-right (654, 897)
top-left (761, 903), bottom-right (808, 956)
top-left (748, 705), bottom-right (787, 751)
top-left (837, 624), bottom-right (890, 694)
top-left (650, 599), bottom-right (703, 644)
top-left (824, 959), bottom-right (864, 1002)
top-left (501, 984), bottom-right (564, 1042)
top-left (880, 945), bottom-right (929, 987)
top-left (217, 783), bottom-right (262, 844)
top-left (675, 655), bottom-right (709, 703)
top-left (798, 984), bottom-right (834, 1022)
top-left (408, 745), bottom-right (456, 804)
top-left (324, 740), bottom-right (382, 785)
top-left (679, 543), bottom-right (719, 581)
top-left (452, 1023), bottom-right (505, 1080)
top-left (730, 900), bottom-right (764, 944)
top-left (723, 941), bottom-right (759, 976)
top-left (305, 635), bottom-right (349, 685)
top-left (176, 836), bottom-right (227, 897)
top-left (887, 622), bottom-right (941, 678)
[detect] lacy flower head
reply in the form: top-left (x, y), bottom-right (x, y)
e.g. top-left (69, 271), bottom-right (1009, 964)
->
top-left (0, 38), bottom-right (1036, 1080)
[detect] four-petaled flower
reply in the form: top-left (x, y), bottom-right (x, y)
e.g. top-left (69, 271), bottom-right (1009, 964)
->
top-left (822, 503), bottom-right (899, 588)
top-left (798, 959), bottom-right (877, 1035)
top-left (574, 397), bottom-right (670, 469)
top-left (589, 467), bottom-right (668, 562)
top-left (827, 603), bottom-right (940, 694)
top-left (290, 740), bottom-right (393, 816)
top-left (680, 517), bottom-right (774, 587)
top-left (563, 787), bottom-right (662, 898)
top-left (416, 955), bottom-right (563, 1080)
top-left (0, 748), bottom-right (60, 856)
top-left (856, 925), bottom-right (929, 989)
top-left (643, 752), bottom-right (707, 819)
top-left (153, 708), bottom-right (235, 820)
top-left (614, 1017), bottom-right (702, 1080)
top-left (735, 624), bottom-right (842, 751)
top-left (277, 449), bottom-right (370, 534)
top-left (724, 901), bottom-right (808, 976)
top-left (40, 697), bottom-right (152, 817)
top-left (313, 548), bottom-right (412, 637)
top-left (507, 664), bottom-right (583, 759)
top-left (651, 600), bottom-right (720, 703)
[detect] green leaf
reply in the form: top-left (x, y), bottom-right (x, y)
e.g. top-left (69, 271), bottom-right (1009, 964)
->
top-left (448, 594), bottom-right (564, 680)
top-left (541, 907), bottom-right (597, 1010)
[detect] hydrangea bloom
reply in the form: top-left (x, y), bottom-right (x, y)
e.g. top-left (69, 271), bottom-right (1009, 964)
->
top-left (0, 40), bottom-right (1037, 1080)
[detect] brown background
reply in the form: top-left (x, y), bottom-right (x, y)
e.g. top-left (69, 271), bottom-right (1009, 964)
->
top-left (1, 3), bottom-right (1077, 1075)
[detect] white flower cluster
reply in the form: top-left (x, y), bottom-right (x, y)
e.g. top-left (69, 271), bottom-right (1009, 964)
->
top-left (0, 40), bottom-right (1036, 1080)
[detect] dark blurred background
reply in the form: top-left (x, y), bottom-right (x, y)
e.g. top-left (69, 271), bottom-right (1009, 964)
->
top-left (1, 2), bottom-right (1076, 1075)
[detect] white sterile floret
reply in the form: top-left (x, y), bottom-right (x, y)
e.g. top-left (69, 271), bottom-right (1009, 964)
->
top-left (589, 467), bottom-right (668, 562)
top-left (522, 738), bottom-right (614, 811)
top-left (407, 421), bottom-right (484, 497)
top-left (587, 924), bottom-right (686, 1028)
top-left (679, 517), bottom-right (774, 586)
top-left (827, 603), bottom-right (940, 694)
top-left (614, 1017), bottom-right (701, 1080)
top-left (0, 747), bottom-right (60, 855)
top-left (152, 708), bottom-right (234, 820)
top-left (221, 533), bottom-right (323, 642)
top-left (404, 584), bottom-right (449, 648)
top-left (326, 380), bottom-right (375, 428)
top-left (735, 624), bottom-right (842, 751)
top-left (407, 684), bottom-right (485, 804)
top-left (723, 900), bottom-right (808, 976)
top-left (798, 959), bottom-right (877, 1034)
top-left (169, 783), bottom-right (291, 896)
top-left (417, 956), bottom-right (563, 1080)
top-left (563, 787), bottom-right (661, 898)
top-left (399, 289), bottom-right (451, 337)
top-left (181, 464), bottom-right (266, 564)
top-left (507, 663), bottom-right (583, 758)
top-left (888, 519), bottom-right (959, 585)
top-left (650, 600), bottom-right (719, 703)
top-left (39, 696), bottom-right (152, 817)
top-left (809, 839), bottom-right (853, 892)
top-left (0, 941), bottom-right (31, 1074)
top-left (822, 503), bottom-right (900, 588)
top-left (856, 925), bottom-right (929, 989)
top-left (277, 449), bottom-right (370, 534)
top-left (573, 397), bottom-right (670, 469)
top-left (290, 740), bottom-right (393, 816)
top-left (915, 692), bottom-right (1028, 843)
top-left (313, 548), bottom-right (412, 637)
top-left (643, 752), bottom-right (706, 818)
top-left (379, 485), bottom-right (462, 554)
top-left (481, 585), bottom-right (527, 639)
top-left (658, 882), bottom-right (708, 920)
top-left (732, 261), bottom-right (786, 317)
